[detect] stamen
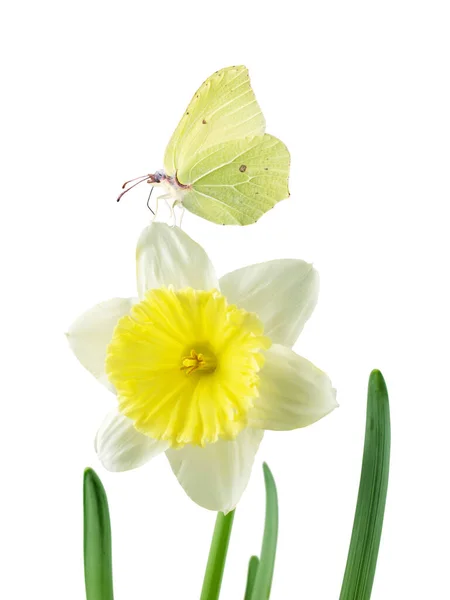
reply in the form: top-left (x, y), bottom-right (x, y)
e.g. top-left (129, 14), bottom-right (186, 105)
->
top-left (181, 349), bottom-right (217, 375)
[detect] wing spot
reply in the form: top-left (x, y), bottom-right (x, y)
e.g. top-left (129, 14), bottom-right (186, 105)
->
top-left (239, 164), bottom-right (247, 172)
top-left (202, 119), bottom-right (207, 124)
top-left (264, 167), bottom-right (268, 171)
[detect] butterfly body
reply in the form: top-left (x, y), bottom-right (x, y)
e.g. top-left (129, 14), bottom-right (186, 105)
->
top-left (146, 170), bottom-right (192, 202)
top-left (120, 66), bottom-right (291, 225)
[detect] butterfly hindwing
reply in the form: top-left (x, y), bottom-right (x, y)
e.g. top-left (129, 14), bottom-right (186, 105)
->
top-left (164, 66), bottom-right (266, 176)
top-left (179, 134), bottom-right (290, 225)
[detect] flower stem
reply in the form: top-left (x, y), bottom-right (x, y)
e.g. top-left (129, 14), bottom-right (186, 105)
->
top-left (83, 468), bottom-right (114, 600)
top-left (339, 370), bottom-right (391, 600)
top-left (200, 510), bottom-right (235, 600)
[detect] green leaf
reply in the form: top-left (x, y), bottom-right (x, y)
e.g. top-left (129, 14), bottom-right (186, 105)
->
top-left (339, 369), bottom-right (391, 600)
top-left (83, 468), bottom-right (114, 600)
top-left (200, 510), bottom-right (235, 600)
top-left (244, 556), bottom-right (259, 600)
top-left (250, 463), bottom-right (279, 600)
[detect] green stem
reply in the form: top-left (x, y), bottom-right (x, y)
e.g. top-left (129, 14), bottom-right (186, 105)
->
top-left (83, 468), bottom-right (114, 600)
top-left (244, 556), bottom-right (260, 600)
top-left (339, 370), bottom-right (391, 600)
top-left (200, 510), bottom-right (235, 600)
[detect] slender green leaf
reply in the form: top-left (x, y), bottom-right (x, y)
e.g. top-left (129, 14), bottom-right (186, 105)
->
top-left (83, 468), bottom-right (114, 600)
top-left (244, 556), bottom-right (259, 600)
top-left (339, 369), bottom-right (391, 600)
top-left (251, 463), bottom-right (279, 600)
top-left (200, 510), bottom-right (235, 600)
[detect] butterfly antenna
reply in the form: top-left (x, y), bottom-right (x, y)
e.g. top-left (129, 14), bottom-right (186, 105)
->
top-left (116, 176), bottom-right (152, 202)
top-left (121, 174), bottom-right (151, 189)
top-left (146, 186), bottom-right (155, 215)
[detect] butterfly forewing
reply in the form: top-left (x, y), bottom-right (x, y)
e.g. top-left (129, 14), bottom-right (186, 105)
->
top-left (164, 66), bottom-right (266, 177)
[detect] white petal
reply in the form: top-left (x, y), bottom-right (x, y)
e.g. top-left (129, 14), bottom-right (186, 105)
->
top-left (219, 259), bottom-right (319, 347)
top-left (95, 409), bottom-right (169, 472)
top-left (136, 223), bottom-right (218, 298)
top-left (249, 344), bottom-right (337, 430)
top-left (66, 298), bottom-right (134, 390)
top-left (166, 428), bottom-right (263, 513)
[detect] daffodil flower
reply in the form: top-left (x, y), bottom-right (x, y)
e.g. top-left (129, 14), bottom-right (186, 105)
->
top-left (67, 224), bottom-right (337, 512)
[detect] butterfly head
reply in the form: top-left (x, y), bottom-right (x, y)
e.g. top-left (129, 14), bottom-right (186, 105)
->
top-left (153, 170), bottom-right (166, 183)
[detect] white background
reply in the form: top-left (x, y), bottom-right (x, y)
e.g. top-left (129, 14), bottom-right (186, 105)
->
top-left (1, 1), bottom-right (449, 598)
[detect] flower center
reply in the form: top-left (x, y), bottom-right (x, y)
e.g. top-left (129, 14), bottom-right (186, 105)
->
top-left (181, 348), bottom-right (217, 375)
top-left (106, 287), bottom-right (271, 448)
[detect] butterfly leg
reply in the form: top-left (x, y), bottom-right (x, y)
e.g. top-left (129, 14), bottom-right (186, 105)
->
top-left (150, 194), bottom-right (159, 223)
top-left (173, 200), bottom-right (185, 229)
top-left (152, 194), bottom-right (171, 224)
top-left (164, 197), bottom-right (176, 227)
top-left (178, 206), bottom-right (186, 229)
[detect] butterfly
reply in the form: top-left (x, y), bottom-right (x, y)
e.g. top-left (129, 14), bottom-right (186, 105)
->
top-left (118, 66), bottom-right (290, 226)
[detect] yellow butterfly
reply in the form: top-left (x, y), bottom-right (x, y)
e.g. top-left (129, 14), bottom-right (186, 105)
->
top-left (118, 66), bottom-right (290, 226)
